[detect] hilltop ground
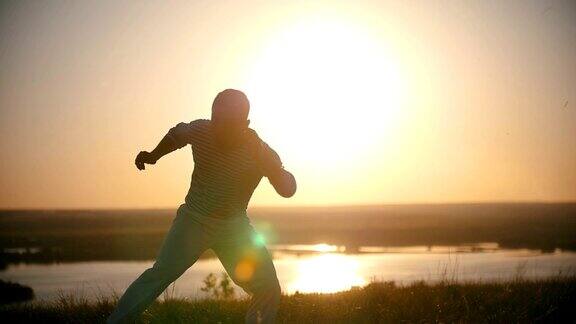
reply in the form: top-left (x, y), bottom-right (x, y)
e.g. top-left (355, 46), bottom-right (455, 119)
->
top-left (1, 277), bottom-right (575, 323)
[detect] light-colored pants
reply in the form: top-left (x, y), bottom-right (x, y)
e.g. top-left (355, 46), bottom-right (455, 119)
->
top-left (107, 204), bottom-right (281, 324)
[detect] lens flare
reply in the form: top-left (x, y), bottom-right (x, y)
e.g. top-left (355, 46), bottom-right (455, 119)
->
top-left (252, 233), bottom-right (267, 247)
top-left (234, 259), bottom-right (256, 282)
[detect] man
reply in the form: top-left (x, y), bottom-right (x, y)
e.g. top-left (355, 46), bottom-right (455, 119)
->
top-left (107, 89), bottom-right (297, 323)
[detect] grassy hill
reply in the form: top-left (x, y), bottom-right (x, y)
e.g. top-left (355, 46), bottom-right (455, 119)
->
top-left (1, 276), bottom-right (575, 323)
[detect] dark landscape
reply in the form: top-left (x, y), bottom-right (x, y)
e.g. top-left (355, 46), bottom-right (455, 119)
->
top-left (1, 277), bottom-right (574, 323)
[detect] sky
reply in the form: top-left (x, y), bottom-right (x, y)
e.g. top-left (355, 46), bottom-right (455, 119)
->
top-left (0, 0), bottom-right (575, 209)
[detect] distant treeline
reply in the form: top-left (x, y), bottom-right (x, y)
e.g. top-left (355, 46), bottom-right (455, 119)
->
top-left (1, 203), bottom-right (575, 267)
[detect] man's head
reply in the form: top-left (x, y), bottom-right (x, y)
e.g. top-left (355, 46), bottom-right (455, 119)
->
top-left (212, 89), bottom-right (250, 121)
top-left (211, 89), bottom-right (251, 148)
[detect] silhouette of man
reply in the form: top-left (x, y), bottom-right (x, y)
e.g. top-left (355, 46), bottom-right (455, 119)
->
top-left (107, 89), bottom-right (296, 323)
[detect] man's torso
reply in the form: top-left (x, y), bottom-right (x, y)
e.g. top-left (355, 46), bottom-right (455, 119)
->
top-left (184, 119), bottom-right (264, 218)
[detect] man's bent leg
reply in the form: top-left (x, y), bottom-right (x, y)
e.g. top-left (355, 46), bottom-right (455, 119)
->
top-left (107, 206), bottom-right (211, 323)
top-left (213, 220), bottom-right (281, 324)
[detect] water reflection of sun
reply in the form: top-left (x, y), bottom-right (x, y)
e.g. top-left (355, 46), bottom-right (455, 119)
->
top-left (287, 253), bottom-right (366, 293)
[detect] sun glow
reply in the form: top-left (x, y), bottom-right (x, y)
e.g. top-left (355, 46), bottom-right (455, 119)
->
top-left (287, 253), bottom-right (366, 293)
top-left (241, 17), bottom-right (408, 169)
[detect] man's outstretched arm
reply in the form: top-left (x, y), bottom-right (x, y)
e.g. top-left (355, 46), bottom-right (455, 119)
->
top-left (134, 133), bottom-right (180, 170)
top-left (135, 122), bottom-right (196, 170)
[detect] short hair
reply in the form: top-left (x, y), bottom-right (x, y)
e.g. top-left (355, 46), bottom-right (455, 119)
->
top-left (211, 89), bottom-right (250, 120)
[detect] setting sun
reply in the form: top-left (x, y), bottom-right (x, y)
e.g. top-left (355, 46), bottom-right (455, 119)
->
top-left (241, 16), bottom-right (408, 169)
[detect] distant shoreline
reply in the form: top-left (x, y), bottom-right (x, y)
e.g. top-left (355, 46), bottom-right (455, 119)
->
top-left (1, 201), bottom-right (575, 212)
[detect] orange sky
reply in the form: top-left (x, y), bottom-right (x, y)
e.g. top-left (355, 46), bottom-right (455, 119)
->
top-left (1, 0), bottom-right (575, 209)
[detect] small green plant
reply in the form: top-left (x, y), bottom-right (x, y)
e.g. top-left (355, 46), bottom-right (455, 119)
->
top-left (200, 272), bottom-right (235, 299)
top-left (513, 261), bottom-right (529, 282)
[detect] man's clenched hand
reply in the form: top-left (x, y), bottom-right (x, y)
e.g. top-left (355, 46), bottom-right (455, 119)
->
top-left (135, 151), bottom-right (157, 170)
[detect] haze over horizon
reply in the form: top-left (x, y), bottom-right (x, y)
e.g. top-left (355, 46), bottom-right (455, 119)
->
top-left (1, 0), bottom-right (575, 209)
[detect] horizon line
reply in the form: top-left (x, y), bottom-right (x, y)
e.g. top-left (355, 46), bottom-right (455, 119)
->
top-left (1, 199), bottom-right (576, 211)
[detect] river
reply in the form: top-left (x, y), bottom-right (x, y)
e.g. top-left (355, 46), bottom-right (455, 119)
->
top-left (2, 243), bottom-right (575, 302)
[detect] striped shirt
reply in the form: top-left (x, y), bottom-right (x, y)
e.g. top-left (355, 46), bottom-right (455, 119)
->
top-left (166, 119), bottom-right (282, 219)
